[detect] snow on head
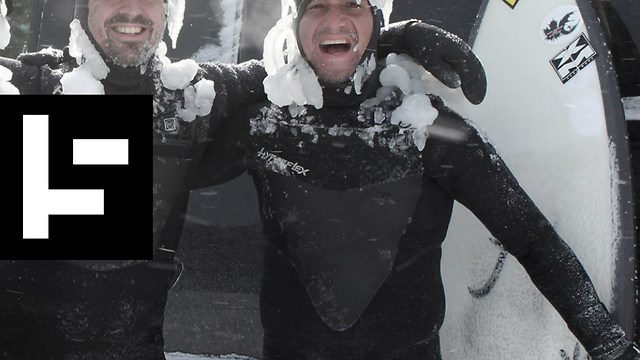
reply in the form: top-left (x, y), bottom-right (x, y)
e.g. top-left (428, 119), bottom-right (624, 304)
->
top-left (68, 19), bottom-right (109, 79)
top-left (262, 0), bottom-right (322, 108)
top-left (263, 53), bottom-right (323, 109)
top-left (262, 0), bottom-right (298, 76)
top-left (62, 19), bottom-right (109, 94)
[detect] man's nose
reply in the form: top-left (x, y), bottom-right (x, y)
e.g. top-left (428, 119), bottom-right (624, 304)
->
top-left (117, 0), bottom-right (147, 18)
top-left (322, 5), bottom-right (347, 28)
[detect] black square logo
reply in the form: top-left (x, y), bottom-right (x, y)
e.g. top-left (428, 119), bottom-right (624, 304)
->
top-left (5, 95), bottom-right (152, 260)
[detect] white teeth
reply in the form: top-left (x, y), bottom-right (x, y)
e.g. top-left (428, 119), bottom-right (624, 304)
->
top-left (320, 39), bottom-right (349, 46)
top-left (115, 26), bottom-right (143, 34)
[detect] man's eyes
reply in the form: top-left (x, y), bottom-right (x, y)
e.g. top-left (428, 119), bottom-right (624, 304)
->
top-left (308, 3), bottom-right (327, 10)
top-left (307, 2), bottom-right (365, 11)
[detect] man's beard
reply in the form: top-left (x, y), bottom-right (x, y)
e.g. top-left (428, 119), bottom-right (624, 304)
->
top-left (102, 14), bottom-right (158, 67)
top-left (104, 38), bottom-right (158, 67)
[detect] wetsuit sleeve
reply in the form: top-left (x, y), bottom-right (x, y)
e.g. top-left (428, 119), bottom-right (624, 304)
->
top-left (180, 59), bottom-right (265, 191)
top-left (189, 103), bottom-right (253, 189)
top-left (424, 110), bottom-right (630, 360)
top-left (199, 59), bottom-right (267, 120)
top-left (0, 56), bottom-right (41, 93)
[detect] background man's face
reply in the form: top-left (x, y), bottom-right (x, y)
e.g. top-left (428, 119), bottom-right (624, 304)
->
top-left (88, 0), bottom-right (166, 66)
top-left (298, 0), bottom-right (373, 84)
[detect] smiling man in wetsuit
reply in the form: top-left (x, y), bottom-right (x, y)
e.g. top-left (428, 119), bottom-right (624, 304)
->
top-left (196, 0), bottom-right (640, 359)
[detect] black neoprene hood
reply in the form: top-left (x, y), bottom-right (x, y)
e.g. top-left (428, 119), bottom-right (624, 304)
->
top-left (292, 0), bottom-right (384, 66)
top-left (73, 0), bottom-right (169, 69)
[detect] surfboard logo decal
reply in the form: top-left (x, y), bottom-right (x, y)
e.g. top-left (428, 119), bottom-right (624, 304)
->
top-left (550, 33), bottom-right (597, 84)
top-left (540, 5), bottom-right (584, 45)
top-left (501, 0), bottom-right (519, 9)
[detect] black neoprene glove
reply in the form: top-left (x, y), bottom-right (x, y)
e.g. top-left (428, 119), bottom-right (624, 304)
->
top-left (379, 19), bottom-right (487, 105)
top-left (17, 47), bottom-right (67, 69)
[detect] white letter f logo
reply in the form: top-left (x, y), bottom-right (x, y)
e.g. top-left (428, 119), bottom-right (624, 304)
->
top-left (22, 115), bottom-right (127, 239)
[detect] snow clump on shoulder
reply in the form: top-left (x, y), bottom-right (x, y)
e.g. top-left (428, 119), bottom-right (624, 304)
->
top-left (156, 42), bottom-right (216, 122)
top-left (374, 53), bottom-right (440, 150)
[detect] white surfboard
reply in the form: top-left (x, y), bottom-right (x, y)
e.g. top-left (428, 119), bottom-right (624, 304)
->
top-left (422, 0), bottom-right (636, 359)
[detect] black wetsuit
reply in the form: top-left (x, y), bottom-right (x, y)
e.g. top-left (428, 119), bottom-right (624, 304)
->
top-left (201, 65), bottom-right (629, 360)
top-left (0, 52), bottom-right (265, 360)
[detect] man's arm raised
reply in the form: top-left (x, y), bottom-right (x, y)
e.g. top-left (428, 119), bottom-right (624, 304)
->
top-left (379, 20), bottom-right (487, 105)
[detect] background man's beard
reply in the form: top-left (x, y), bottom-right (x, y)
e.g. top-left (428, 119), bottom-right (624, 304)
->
top-left (104, 39), bottom-right (157, 67)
